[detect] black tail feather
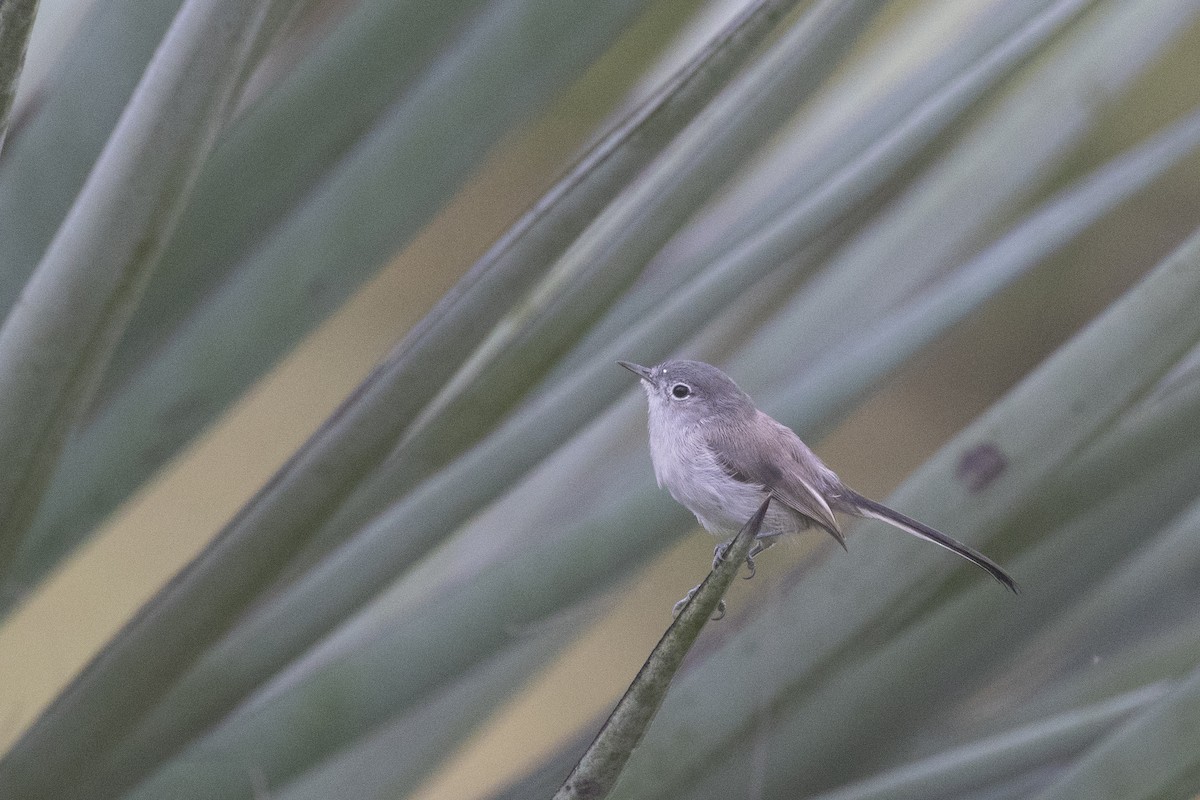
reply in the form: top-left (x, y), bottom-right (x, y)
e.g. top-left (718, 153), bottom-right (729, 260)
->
top-left (841, 489), bottom-right (1018, 593)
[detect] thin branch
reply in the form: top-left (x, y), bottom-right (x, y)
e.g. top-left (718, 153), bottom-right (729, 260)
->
top-left (554, 496), bottom-right (772, 800)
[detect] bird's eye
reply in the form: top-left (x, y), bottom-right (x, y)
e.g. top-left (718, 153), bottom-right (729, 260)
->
top-left (671, 383), bottom-right (691, 399)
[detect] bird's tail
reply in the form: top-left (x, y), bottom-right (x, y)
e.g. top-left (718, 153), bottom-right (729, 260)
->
top-left (839, 488), bottom-right (1018, 593)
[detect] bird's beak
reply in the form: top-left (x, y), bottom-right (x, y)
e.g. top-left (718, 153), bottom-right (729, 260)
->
top-left (617, 361), bottom-right (655, 384)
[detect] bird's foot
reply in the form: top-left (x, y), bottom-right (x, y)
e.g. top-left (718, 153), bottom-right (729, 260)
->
top-left (712, 539), bottom-right (764, 580)
top-left (743, 540), bottom-right (766, 581)
top-left (712, 541), bottom-right (731, 570)
top-left (672, 584), bottom-right (726, 621)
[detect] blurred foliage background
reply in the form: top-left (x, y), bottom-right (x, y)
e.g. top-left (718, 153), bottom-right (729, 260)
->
top-left (2, 0), bottom-right (1200, 799)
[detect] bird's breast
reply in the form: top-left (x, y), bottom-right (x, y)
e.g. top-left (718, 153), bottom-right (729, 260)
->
top-left (647, 419), bottom-right (775, 535)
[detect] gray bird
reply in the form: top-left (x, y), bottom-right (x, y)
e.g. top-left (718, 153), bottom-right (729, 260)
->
top-left (620, 359), bottom-right (1017, 592)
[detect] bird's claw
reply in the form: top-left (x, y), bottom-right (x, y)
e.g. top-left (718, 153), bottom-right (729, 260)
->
top-left (672, 585), bottom-right (726, 621)
top-left (712, 540), bottom-right (760, 580)
top-left (672, 585), bottom-right (698, 617)
top-left (743, 539), bottom-right (767, 580)
top-left (712, 541), bottom-right (730, 570)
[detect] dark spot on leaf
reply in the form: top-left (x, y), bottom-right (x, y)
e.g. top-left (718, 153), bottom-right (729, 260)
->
top-left (307, 276), bottom-right (332, 308)
top-left (160, 395), bottom-right (205, 430)
top-left (956, 442), bottom-right (1007, 493)
top-left (566, 777), bottom-right (602, 799)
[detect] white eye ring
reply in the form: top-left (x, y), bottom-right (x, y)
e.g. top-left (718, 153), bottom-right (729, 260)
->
top-left (671, 383), bottom-right (691, 399)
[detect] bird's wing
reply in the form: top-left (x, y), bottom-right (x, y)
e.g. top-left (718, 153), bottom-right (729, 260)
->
top-left (706, 412), bottom-right (845, 546)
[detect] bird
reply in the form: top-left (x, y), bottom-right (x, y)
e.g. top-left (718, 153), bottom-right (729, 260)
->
top-left (619, 359), bottom-right (1017, 593)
